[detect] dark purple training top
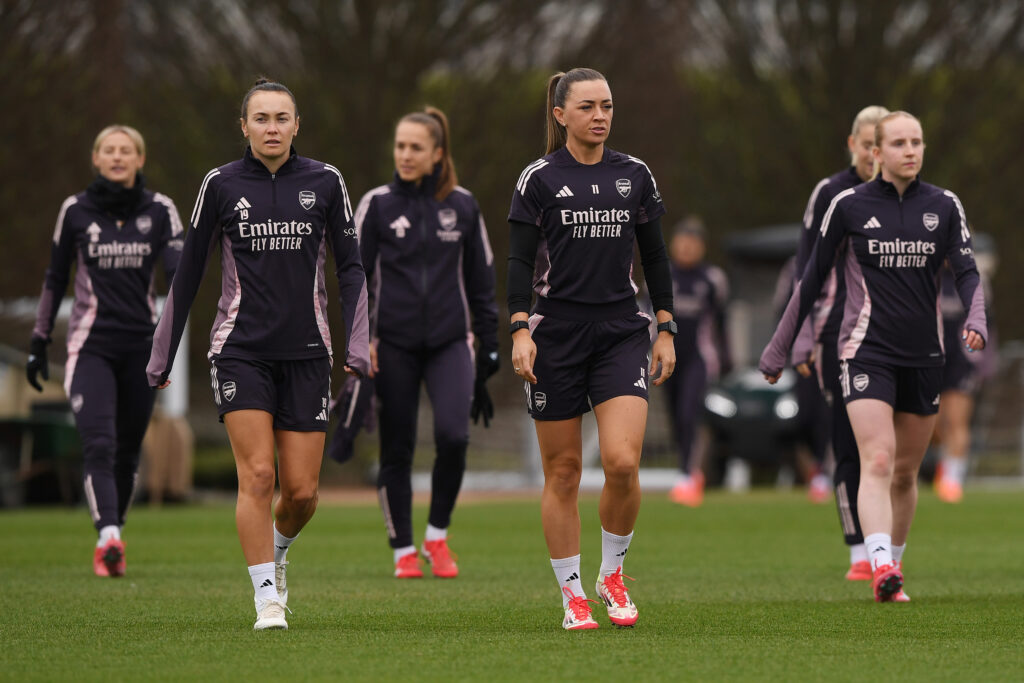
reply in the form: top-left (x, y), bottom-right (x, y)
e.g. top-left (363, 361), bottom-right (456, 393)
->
top-left (355, 171), bottom-right (498, 352)
top-left (147, 147), bottom-right (370, 387)
top-left (671, 263), bottom-right (731, 379)
top-left (761, 176), bottom-right (986, 375)
top-left (34, 188), bottom-right (183, 376)
top-left (791, 167), bottom-right (863, 363)
top-left (508, 146), bottom-right (665, 316)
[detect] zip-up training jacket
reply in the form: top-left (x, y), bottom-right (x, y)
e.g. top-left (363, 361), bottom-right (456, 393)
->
top-left (761, 176), bottom-right (986, 375)
top-left (147, 147), bottom-right (370, 386)
top-left (790, 166), bottom-right (863, 364)
top-left (355, 170), bottom-right (497, 353)
top-left (34, 185), bottom-right (183, 353)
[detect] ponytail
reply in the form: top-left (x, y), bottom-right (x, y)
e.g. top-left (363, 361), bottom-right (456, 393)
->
top-left (543, 67), bottom-right (607, 155)
top-left (544, 73), bottom-right (567, 155)
top-left (399, 106), bottom-right (459, 201)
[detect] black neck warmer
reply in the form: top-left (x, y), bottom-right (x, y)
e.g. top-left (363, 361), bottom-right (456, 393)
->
top-left (86, 173), bottom-right (146, 220)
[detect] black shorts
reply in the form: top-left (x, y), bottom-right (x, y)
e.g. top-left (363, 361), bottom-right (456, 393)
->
top-left (839, 358), bottom-right (941, 415)
top-left (525, 312), bottom-right (652, 421)
top-left (210, 356), bottom-right (332, 431)
top-left (941, 347), bottom-right (982, 394)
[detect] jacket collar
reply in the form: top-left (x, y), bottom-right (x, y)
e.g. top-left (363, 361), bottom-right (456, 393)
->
top-left (391, 164), bottom-right (440, 198)
top-left (243, 145), bottom-right (299, 175)
top-left (874, 174), bottom-right (921, 198)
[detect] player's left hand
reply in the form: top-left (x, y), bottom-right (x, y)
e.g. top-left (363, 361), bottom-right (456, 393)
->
top-left (650, 333), bottom-right (676, 386)
top-left (962, 328), bottom-right (985, 352)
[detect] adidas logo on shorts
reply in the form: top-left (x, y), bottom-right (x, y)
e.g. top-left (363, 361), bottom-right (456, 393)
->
top-left (634, 367), bottom-right (647, 390)
top-left (316, 409), bottom-right (328, 421)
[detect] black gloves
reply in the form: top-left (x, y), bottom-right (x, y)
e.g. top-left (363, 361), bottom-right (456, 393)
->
top-left (26, 337), bottom-right (49, 392)
top-left (470, 349), bottom-right (500, 428)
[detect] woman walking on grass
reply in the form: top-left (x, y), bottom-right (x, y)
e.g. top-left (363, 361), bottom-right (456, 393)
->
top-left (507, 67), bottom-right (676, 629)
top-left (147, 78), bottom-right (369, 629)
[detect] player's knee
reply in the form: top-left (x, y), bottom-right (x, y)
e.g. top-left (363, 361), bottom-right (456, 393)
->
top-left (240, 466), bottom-right (276, 499)
top-left (546, 460), bottom-right (582, 496)
top-left (602, 452), bottom-right (639, 484)
top-left (891, 469), bottom-right (916, 493)
top-left (81, 435), bottom-right (117, 468)
top-left (862, 449), bottom-right (894, 479)
top-left (281, 485), bottom-right (318, 512)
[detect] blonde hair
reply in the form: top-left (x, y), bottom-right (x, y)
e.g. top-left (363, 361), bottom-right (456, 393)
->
top-left (848, 105), bottom-right (889, 165)
top-left (870, 111), bottom-right (923, 180)
top-left (874, 111), bottom-right (922, 147)
top-left (92, 125), bottom-right (145, 158)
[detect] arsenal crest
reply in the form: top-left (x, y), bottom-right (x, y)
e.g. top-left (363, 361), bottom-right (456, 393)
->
top-left (853, 374), bottom-right (870, 392)
top-left (222, 381), bottom-right (237, 402)
top-left (71, 394), bottom-right (84, 413)
top-left (135, 215), bottom-right (152, 234)
top-left (616, 179), bottom-right (631, 198)
top-left (922, 212), bottom-right (939, 231)
top-left (534, 391), bottom-right (547, 412)
top-left (299, 190), bottom-right (316, 210)
top-left (438, 208), bottom-right (458, 231)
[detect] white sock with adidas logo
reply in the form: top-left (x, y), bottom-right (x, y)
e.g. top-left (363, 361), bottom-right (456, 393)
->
top-left (551, 554), bottom-right (584, 607)
top-left (599, 528), bottom-right (633, 577)
top-left (248, 562), bottom-right (278, 604)
top-left (273, 525), bottom-right (298, 564)
top-left (864, 533), bottom-right (893, 571)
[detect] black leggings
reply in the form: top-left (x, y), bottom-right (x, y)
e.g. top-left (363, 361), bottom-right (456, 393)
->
top-left (68, 347), bottom-right (156, 531)
top-left (375, 339), bottom-right (473, 549)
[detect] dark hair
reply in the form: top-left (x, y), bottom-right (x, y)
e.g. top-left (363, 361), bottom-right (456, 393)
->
top-left (240, 77), bottom-right (298, 120)
top-left (544, 67), bottom-right (607, 155)
top-left (399, 106), bottom-right (458, 200)
top-left (674, 215), bottom-right (706, 240)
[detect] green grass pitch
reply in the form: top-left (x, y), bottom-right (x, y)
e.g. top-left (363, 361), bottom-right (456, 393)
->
top-left (3, 489), bottom-right (1022, 681)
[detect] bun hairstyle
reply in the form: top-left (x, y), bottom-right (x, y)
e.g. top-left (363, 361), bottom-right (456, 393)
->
top-left (544, 67), bottom-right (607, 155)
top-left (240, 77), bottom-right (298, 120)
top-left (399, 106), bottom-right (458, 200)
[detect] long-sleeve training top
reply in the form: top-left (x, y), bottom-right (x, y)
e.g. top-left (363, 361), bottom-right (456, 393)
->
top-left (147, 147), bottom-right (370, 386)
top-left (354, 169), bottom-right (498, 353)
top-left (34, 179), bottom-right (183, 353)
top-left (761, 176), bottom-right (986, 376)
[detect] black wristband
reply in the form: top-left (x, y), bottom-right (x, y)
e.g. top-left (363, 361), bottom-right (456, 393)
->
top-left (510, 320), bottom-right (530, 335)
top-left (657, 320), bottom-right (678, 335)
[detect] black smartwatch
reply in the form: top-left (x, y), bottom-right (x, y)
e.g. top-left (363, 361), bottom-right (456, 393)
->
top-left (657, 320), bottom-right (678, 335)
top-left (510, 320), bottom-right (530, 335)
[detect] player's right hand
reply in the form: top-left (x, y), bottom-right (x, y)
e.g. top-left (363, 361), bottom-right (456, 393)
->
top-left (511, 330), bottom-right (537, 384)
top-left (368, 340), bottom-right (379, 378)
top-left (26, 337), bottom-right (49, 392)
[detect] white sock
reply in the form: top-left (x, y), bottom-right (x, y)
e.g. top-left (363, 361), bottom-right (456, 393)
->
top-left (599, 528), bottom-right (633, 577)
top-left (551, 555), bottom-right (584, 607)
top-left (248, 562), bottom-right (278, 604)
top-left (273, 525), bottom-right (298, 564)
top-left (97, 525), bottom-right (120, 547)
top-left (850, 543), bottom-right (868, 565)
top-left (864, 533), bottom-right (893, 571)
top-left (892, 543), bottom-right (906, 565)
top-left (424, 524), bottom-right (447, 543)
top-left (393, 545), bottom-right (417, 564)
top-left (943, 456), bottom-right (967, 484)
